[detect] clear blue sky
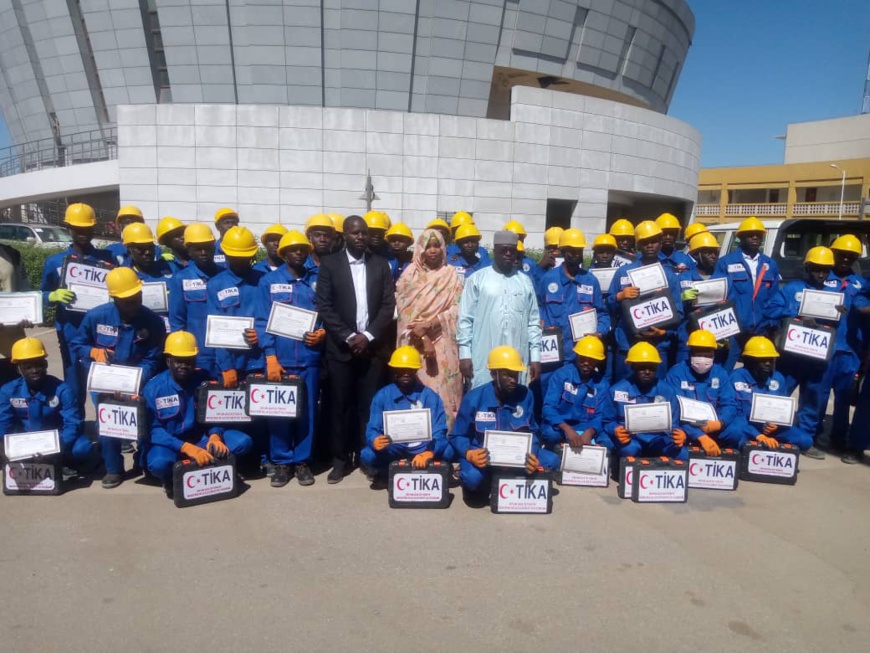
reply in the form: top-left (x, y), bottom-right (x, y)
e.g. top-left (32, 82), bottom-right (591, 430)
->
top-left (0, 0), bottom-right (868, 169)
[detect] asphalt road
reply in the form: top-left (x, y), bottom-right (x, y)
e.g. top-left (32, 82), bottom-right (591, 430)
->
top-left (1, 329), bottom-right (868, 652)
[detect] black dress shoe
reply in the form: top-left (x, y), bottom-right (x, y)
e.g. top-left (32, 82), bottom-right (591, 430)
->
top-left (295, 463), bottom-right (315, 486)
top-left (271, 464), bottom-right (292, 488)
top-left (101, 473), bottom-right (123, 489)
top-left (327, 464), bottom-right (346, 484)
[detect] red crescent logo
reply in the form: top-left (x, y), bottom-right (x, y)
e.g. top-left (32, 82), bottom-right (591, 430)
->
top-left (787, 328), bottom-right (799, 341)
top-left (625, 469), bottom-right (633, 485)
top-left (689, 463), bottom-right (701, 476)
top-left (751, 453), bottom-right (762, 465)
top-left (396, 477), bottom-right (407, 490)
top-left (499, 483), bottom-right (510, 499)
top-left (208, 395), bottom-right (218, 409)
top-left (251, 388), bottom-right (262, 404)
top-left (98, 407), bottom-right (107, 423)
top-left (632, 307), bottom-right (642, 319)
top-left (640, 473), bottom-right (652, 489)
top-left (70, 265), bottom-right (80, 279)
top-left (186, 475), bottom-right (197, 488)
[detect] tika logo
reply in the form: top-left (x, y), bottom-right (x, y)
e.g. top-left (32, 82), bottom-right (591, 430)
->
top-left (182, 465), bottom-right (234, 500)
top-left (217, 287), bottom-right (239, 301)
top-left (495, 479), bottom-right (550, 513)
top-left (689, 459), bottom-right (737, 490)
top-left (630, 297), bottom-right (673, 330)
top-left (204, 390), bottom-right (251, 422)
top-left (5, 463), bottom-right (57, 492)
top-left (208, 393), bottom-right (245, 410)
top-left (68, 263), bottom-right (107, 285)
top-left (182, 279), bottom-right (205, 291)
top-left (98, 406), bottom-right (137, 426)
top-left (10, 398), bottom-right (27, 409)
top-left (97, 402), bottom-right (140, 440)
top-left (392, 473), bottom-right (443, 502)
top-left (96, 324), bottom-right (118, 337)
top-left (782, 323), bottom-right (831, 361)
top-left (541, 337), bottom-right (559, 353)
top-left (247, 384), bottom-right (298, 418)
top-left (748, 451), bottom-right (796, 478)
top-left (634, 469), bottom-right (687, 502)
top-left (156, 395), bottom-right (180, 410)
top-left (270, 284), bottom-right (294, 294)
top-left (700, 311), bottom-right (737, 331)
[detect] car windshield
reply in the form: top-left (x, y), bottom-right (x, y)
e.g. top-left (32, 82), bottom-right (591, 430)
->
top-left (33, 226), bottom-right (73, 243)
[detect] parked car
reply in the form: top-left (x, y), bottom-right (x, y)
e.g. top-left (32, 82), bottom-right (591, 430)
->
top-left (0, 222), bottom-right (73, 248)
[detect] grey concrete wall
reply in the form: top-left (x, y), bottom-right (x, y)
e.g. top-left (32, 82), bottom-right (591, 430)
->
top-left (784, 114), bottom-right (870, 165)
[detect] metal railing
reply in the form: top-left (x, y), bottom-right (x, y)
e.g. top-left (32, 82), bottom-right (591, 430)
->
top-left (0, 127), bottom-right (117, 178)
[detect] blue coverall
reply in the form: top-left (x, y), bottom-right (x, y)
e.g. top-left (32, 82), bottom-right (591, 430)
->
top-left (168, 261), bottom-right (220, 376)
top-left (447, 242), bottom-right (491, 265)
top-left (675, 268), bottom-right (729, 364)
top-left (360, 381), bottom-right (452, 473)
top-left (69, 302), bottom-right (166, 474)
top-left (388, 255), bottom-right (411, 283)
top-left (144, 369), bottom-right (252, 484)
top-left (447, 250), bottom-right (491, 285)
top-left (720, 367), bottom-right (813, 450)
top-left (0, 375), bottom-right (98, 469)
top-left (601, 377), bottom-right (687, 460)
top-left (449, 382), bottom-right (559, 493)
top-left (206, 266), bottom-right (265, 378)
top-left (252, 259), bottom-right (281, 275)
top-left (213, 239), bottom-right (227, 267)
top-left (303, 254), bottom-right (320, 279)
top-left (540, 364), bottom-right (612, 451)
top-left (665, 361), bottom-right (737, 445)
top-left (105, 242), bottom-right (163, 267)
top-left (658, 248), bottom-right (695, 274)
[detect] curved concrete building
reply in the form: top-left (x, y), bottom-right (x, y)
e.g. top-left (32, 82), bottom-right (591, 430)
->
top-left (0, 0), bottom-right (700, 243)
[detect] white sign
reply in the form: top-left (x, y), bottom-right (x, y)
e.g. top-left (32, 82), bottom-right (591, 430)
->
top-left (97, 402), bottom-right (140, 440)
top-left (627, 262), bottom-right (667, 295)
top-left (677, 396), bottom-right (718, 424)
top-left (266, 302), bottom-right (318, 341)
top-left (391, 472), bottom-right (444, 502)
top-left (63, 259), bottom-right (109, 288)
top-left (696, 306), bottom-right (741, 340)
top-left (692, 278), bottom-right (728, 307)
top-left (494, 478), bottom-right (550, 513)
top-left (560, 444), bottom-right (606, 475)
top-left (246, 381), bottom-right (299, 418)
top-left (560, 455), bottom-right (610, 487)
top-left (4, 430), bottom-right (60, 461)
top-left (4, 462), bottom-right (58, 492)
top-left (798, 289), bottom-right (843, 321)
top-left (205, 315), bottom-right (254, 350)
top-left (749, 393), bottom-right (796, 427)
top-left (86, 362), bottom-right (142, 396)
top-left (782, 322), bottom-right (832, 360)
top-left (589, 267), bottom-right (617, 291)
top-left (483, 430), bottom-right (532, 468)
top-left (66, 282), bottom-right (110, 313)
top-left (624, 402), bottom-right (671, 434)
top-left (634, 468), bottom-right (688, 502)
top-left (202, 389), bottom-right (251, 423)
top-left (688, 457), bottom-right (738, 490)
top-left (628, 294), bottom-right (675, 330)
top-left (540, 330), bottom-right (562, 364)
top-left (568, 309), bottom-right (598, 340)
top-left (181, 463), bottom-right (235, 500)
top-left (383, 408), bottom-right (432, 444)
top-left (745, 449), bottom-right (798, 479)
top-left (619, 462), bottom-right (634, 499)
top-left (141, 281), bottom-right (169, 313)
top-left (0, 292), bottom-right (43, 325)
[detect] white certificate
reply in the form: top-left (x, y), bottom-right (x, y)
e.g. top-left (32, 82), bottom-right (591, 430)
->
top-left (4, 430), bottom-right (60, 461)
top-left (560, 444), bottom-right (606, 475)
top-left (86, 362), bottom-right (143, 395)
top-left (383, 408), bottom-right (432, 444)
top-left (141, 281), bottom-right (168, 313)
top-left (568, 309), bottom-right (598, 340)
top-left (749, 394), bottom-right (796, 427)
top-left (265, 302), bottom-right (318, 341)
top-left (590, 267), bottom-right (617, 291)
top-left (205, 315), bottom-right (253, 349)
top-left (0, 292), bottom-right (43, 325)
top-left (693, 278), bottom-right (728, 307)
top-left (677, 396), bottom-right (718, 424)
top-left (799, 289), bottom-right (843, 322)
top-left (66, 282), bottom-right (110, 313)
top-left (627, 262), bottom-right (668, 295)
top-left (483, 430), bottom-right (532, 468)
top-left (624, 402), bottom-right (672, 434)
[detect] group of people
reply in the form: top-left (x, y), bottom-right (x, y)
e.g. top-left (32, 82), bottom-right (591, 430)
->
top-left (1, 202), bottom-right (868, 503)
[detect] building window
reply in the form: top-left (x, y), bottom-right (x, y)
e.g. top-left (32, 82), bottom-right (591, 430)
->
top-left (546, 199), bottom-right (577, 230)
top-left (141, 0), bottom-right (171, 103)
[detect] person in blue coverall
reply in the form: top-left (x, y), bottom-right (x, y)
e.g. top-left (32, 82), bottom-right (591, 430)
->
top-left (156, 217), bottom-right (189, 274)
top-left (450, 346), bottom-right (559, 501)
top-left (503, 219), bottom-right (544, 290)
top-left (714, 217), bottom-right (781, 371)
top-left (70, 267), bottom-right (166, 488)
top-left (541, 336), bottom-right (612, 455)
top-left (0, 337), bottom-right (99, 473)
top-left (255, 230), bottom-right (325, 488)
top-left (608, 220), bottom-right (683, 380)
top-left (602, 341), bottom-right (688, 460)
top-left (445, 212), bottom-right (492, 267)
top-left (665, 329), bottom-right (737, 457)
top-left (720, 336), bottom-right (813, 451)
top-left (303, 213), bottom-right (336, 280)
top-left (41, 203), bottom-right (115, 409)
top-left (253, 224), bottom-right (288, 275)
top-left (213, 207), bottom-right (240, 267)
top-left (447, 223), bottom-right (491, 284)
top-left (360, 346), bottom-right (452, 482)
top-left (144, 331), bottom-right (252, 498)
top-left (385, 222), bottom-right (414, 283)
top-left (655, 213), bottom-right (695, 274)
top-left (105, 205), bottom-right (162, 266)
top-left (168, 224), bottom-right (224, 377)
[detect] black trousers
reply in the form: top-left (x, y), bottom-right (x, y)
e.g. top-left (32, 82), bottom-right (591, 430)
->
top-left (326, 354), bottom-right (385, 465)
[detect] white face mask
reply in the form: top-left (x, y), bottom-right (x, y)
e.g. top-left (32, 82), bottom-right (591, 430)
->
top-left (690, 356), bottom-right (714, 375)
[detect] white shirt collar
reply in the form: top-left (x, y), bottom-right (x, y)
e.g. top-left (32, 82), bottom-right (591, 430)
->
top-left (346, 249), bottom-right (364, 264)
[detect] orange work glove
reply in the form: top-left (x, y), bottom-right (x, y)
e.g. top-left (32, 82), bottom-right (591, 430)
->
top-left (672, 429), bottom-right (687, 447)
top-left (206, 433), bottom-right (229, 459)
top-left (303, 328), bottom-right (326, 347)
top-left (763, 423), bottom-right (778, 436)
top-left (372, 435), bottom-right (391, 451)
top-left (646, 327), bottom-right (667, 337)
top-left (756, 434), bottom-right (779, 450)
top-left (697, 434), bottom-right (721, 457)
top-left (180, 442), bottom-right (214, 466)
top-left (614, 426), bottom-right (631, 445)
top-left (265, 355), bottom-right (284, 382)
top-left (411, 451), bottom-right (434, 469)
top-left (466, 448), bottom-right (489, 468)
top-left (616, 286), bottom-right (640, 301)
top-left (90, 348), bottom-right (111, 364)
top-left (222, 369), bottom-right (238, 388)
top-left (701, 420), bottom-right (723, 435)
top-left (525, 452), bottom-right (539, 475)
top-left (243, 328), bottom-right (258, 346)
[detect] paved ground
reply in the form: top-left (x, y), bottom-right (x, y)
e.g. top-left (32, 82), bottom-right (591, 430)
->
top-left (1, 329), bottom-right (868, 652)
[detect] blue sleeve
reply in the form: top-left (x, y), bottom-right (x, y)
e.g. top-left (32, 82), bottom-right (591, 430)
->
top-left (427, 392), bottom-right (449, 459)
top-left (449, 393), bottom-right (476, 457)
top-left (58, 383), bottom-right (83, 445)
top-left (69, 312), bottom-right (96, 362)
top-left (365, 390), bottom-right (386, 448)
top-left (145, 392), bottom-right (185, 453)
top-left (168, 275), bottom-right (186, 332)
top-left (542, 367), bottom-right (567, 429)
top-left (256, 279), bottom-right (276, 357)
top-left (767, 282), bottom-right (791, 322)
top-left (41, 254), bottom-right (60, 306)
top-left (0, 384), bottom-right (14, 438)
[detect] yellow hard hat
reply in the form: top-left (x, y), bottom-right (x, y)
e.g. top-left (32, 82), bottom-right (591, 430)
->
top-left (277, 230), bottom-right (312, 255)
top-left (573, 335), bottom-right (606, 361)
top-left (593, 234), bottom-right (617, 249)
top-left (184, 223), bottom-right (216, 245)
top-left (116, 205), bottom-right (144, 223)
top-left (121, 222), bottom-right (155, 246)
top-left (559, 228), bottom-right (587, 249)
top-left (609, 219), bottom-right (634, 237)
top-left (625, 341), bottom-right (663, 365)
top-left (10, 337), bottom-right (47, 364)
top-left (687, 330), bottom-right (717, 349)
top-left (156, 217), bottom-right (185, 244)
top-left (164, 331), bottom-right (199, 357)
top-left (214, 207), bottom-right (238, 224)
top-left (831, 234), bottom-right (862, 255)
top-left (742, 336), bottom-right (779, 359)
top-left (634, 220), bottom-right (663, 242)
top-left (451, 211), bottom-right (474, 230)
top-left (544, 227), bottom-right (564, 247)
top-left (688, 231), bottom-right (720, 252)
top-left (736, 217), bottom-right (766, 235)
top-left (454, 223), bottom-right (481, 241)
top-left (305, 214), bottom-right (334, 232)
top-left (386, 222), bottom-right (413, 241)
top-left (64, 203), bottom-right (96, 228)
top-left (328, 213), bottom-right (344, 233)
top-left (364, 210), bottom-right (390, 231)
top-left (486, 345), bottom-right (526, 372)
top-left (106, 267), bottom-right (143, 299)
top-left (502, 220), bottom-right (527, 237)
top-left (260, 223), bottom-right (288, 245)
top-left (655, 213), bottom-right (681, 230)
top-left (388, 345), bottom-right (423, 370)
top-left (516, 241), bottom-right (525, 253)
top-left (804, 246), bottom-right (834, 267)
top-left (426, 218), bottom-right (450, 231)
top-left (684, 223), bottom-right (708, 242)
top-left (220, 226), bottom-right (259, 257)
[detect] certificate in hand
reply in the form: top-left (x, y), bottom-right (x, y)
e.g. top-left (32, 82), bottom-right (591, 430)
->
top-left (799, 289), bottom-right (843, 321)
top-left (141, 281), bottom-right (168, 313)
top-left (568, 309), bottom-right (598, 340)
top-left (0, 291), bottom-right (43, 325)
top-left (624, 402), bottom-right (672, 434)
top-left (383, 408), bottom-right (432, 443)
top-left (677, 396), bottom-right (718, 424)
top-left (5, 430), bottom-right (61, 461)
top-left (266, 302), bottom-right (318, 341)
top-left (560, 444), bottom-right (606, 475)
top-left (627, 262), bottom-right (667, 295)
top-left (483, 430), bottom-right (532, 468)
top-left (86, 362), bottom-right (143, 395)
top-left (66, 282), bottom-right (110, 313)
top-left (693, 278), bottom-right (728, 307)
top-left (205, 315), bottom-right (253, 349)
top-left (749, 393), bottom-right (796, 427)
top-left (589, 267), bottom-right (617, 291)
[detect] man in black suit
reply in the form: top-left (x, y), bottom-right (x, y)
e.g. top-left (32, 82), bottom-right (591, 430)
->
top-left (316, 215), bottom-right (396, 483)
